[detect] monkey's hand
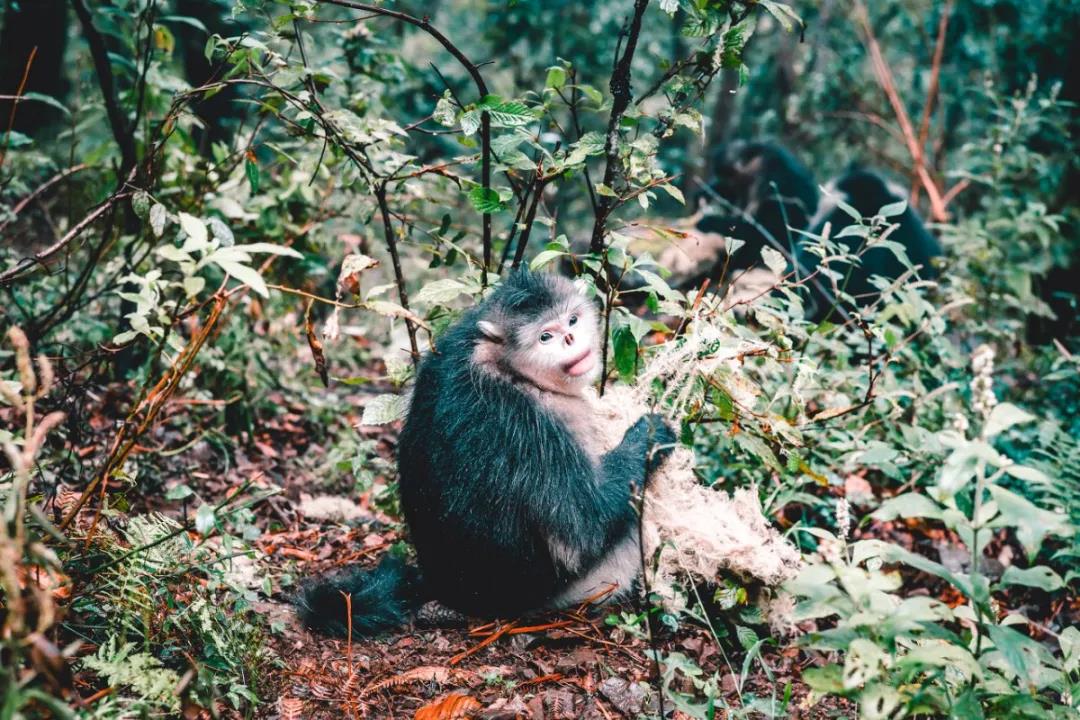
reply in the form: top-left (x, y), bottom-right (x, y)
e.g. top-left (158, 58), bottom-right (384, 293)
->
top-left (636, 413), bottom-right (677, 477)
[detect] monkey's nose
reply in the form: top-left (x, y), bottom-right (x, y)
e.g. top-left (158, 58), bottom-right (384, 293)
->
top-left (564, 333), bottom-right (574, 346)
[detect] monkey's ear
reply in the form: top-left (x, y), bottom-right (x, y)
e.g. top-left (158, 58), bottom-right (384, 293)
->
top-left (477, 320), bottom-right (504, 343)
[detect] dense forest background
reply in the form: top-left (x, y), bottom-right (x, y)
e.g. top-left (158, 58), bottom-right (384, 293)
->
top-left (0, 0), bottom-right (1078, 717)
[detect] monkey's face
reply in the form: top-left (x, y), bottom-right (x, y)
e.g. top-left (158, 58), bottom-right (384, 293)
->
top-left (477, 294), bottom-right (601, 395)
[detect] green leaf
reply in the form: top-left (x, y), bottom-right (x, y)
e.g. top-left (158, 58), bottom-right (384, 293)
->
top-left (1060, 626), bottom-right (1080, 673)
top-left (21, 92), bottom-right (71, 117)
top-left (433, 90), bottom-right (457, 127)
top-left (984, 402), bottom-right (1036, 438)
top-left (859, 684), bottom-right (902, 720)
top-left (1003, 464), bottom-right (1051, 485)
top-left (612, 325), bottom-right (638, 378)
top-left (801, 664), bottom-right (844, 694)
top-left (132, 191), bottom-right (151, 220)
top-left (361, 393), bottom-right (408, 425)
top-left (545, 66), bottom-right (567, 89)
top-left (950, 689), bottom-right (986, 720)
top-left (156, 244), bottom-right (191, 263)
top-left (245, 155), bottom-right (260, 194)
top-left (987, 624), bottom-right (1039, 683)
top-left (988, 485), bottom-right (1069, 558)
top-left (999, 565), bottom-right (1064, 592)
top-left (878, 199), bottom-right (907, 217)
top-left (761, 245), bottom-right (787, 276)
top-left (758, 0), bottom-right (802, 32)
top-left (214, 258), bottom-right (268, 297)
top-left (460, 109), bottom-right (481, 135)
top-left (414, 278), bottom-right (470, 305)
top-left (149, 203), bottom-right (168, 237)
top-left (898, 642), bottom-right (981, 681)
top-left (165, 484), bottom-right (194, 501)
top-left (468, 186), bottom-right (506, 214)
top-left (733, 433), bottom-right (783, 473)
top-left (183, 275), bottom-right (206, 298)
top-left (577, 84), bottom-right (603, 106)
top-left (195, 503), bottom-right (216, 535)
top-left (658, 183), bottom-right (685, 205)
top-left (843, 638), bottom-right (885, 689)
top-left (873, 492), bottom-right (944, 521)
top-left (178, 212), bottom-right (209, 251)
top-left (529, 249), bottom-right (566, 270)
top-left (208, 217), bottom-right (234, 247)
top-left (735, 625), bottom-right (758, 651)
top-left (229, 242), bottom-right (303, 258)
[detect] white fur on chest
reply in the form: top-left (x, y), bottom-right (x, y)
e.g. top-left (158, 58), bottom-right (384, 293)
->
top-left (527, 387), bottom-right (613, 460)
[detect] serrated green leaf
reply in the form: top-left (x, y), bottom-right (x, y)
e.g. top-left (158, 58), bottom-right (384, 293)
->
top-left (468, 186), bottom-right (506, 214)
top-left (361, 393), bottom-right (408, 425)
top-left (414, 278), bottom-right (470, 305)
top-left (735, 625), bottom-right (758, 651)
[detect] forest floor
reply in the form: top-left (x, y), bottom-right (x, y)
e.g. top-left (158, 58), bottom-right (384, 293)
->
top-left (199, 388), bottom-right (848, 719)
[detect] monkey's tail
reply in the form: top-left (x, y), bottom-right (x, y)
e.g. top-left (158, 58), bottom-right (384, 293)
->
top-left (295, 554), bottom-right (427, 637)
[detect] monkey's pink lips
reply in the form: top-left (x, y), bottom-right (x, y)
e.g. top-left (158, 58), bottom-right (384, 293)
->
top-left (563, 348), bottom-right (595, 377)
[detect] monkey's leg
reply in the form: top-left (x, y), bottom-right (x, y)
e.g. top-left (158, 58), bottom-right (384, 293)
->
top-left (548, 532), bottom-right (640, 608)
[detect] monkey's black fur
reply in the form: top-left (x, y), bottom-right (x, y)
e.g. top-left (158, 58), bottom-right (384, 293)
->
top-left (702, 142), bottom-right (819, 273)
top-left (621, 142), bottom-right (818, 302)
top-left (296, 554), bottom-right (422, 636)
top-left (298, 270), bottom-right (674, 636)
top-left (802, 169), bottom-right (942, 320)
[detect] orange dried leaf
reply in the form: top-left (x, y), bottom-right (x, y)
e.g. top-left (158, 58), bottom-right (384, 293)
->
top-left (276, 697), bottom-right (305, 720)
top-left (414, 692), bottom-right (481, 720)
top-left (361, 665), bottom-right (470, 698)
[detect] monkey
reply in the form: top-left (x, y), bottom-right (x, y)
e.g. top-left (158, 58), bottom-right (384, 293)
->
top-left (682, 140), bottom-right (820, 283)
top-left (702, 140), bottom-right (820, 267)
top-left (297, 269), bottom-right (676, 636)
top-left (619, 142), bottom-right (819, 305)
top-left (800, 168), bottom-right (943, 321)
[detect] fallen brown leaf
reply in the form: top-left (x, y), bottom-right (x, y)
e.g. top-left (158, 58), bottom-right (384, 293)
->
top-left (414, 692), bottom-right (482, 720)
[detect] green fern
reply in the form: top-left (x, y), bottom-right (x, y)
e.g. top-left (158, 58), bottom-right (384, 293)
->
top-left (1032, 428), bottom-right (1080, 583)
top-left (81, 636), bottom-right (182, 713)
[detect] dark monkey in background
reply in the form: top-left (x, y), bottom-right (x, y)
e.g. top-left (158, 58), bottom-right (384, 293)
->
top-left (298, 270), bottom-right (675, 636)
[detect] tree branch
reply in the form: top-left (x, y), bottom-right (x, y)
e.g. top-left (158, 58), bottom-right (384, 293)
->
top-left (589, 0), bottom-right (651, 254)
top-left (911, 0), bottom-right (953, 205)
top-left (853, 0), bottom-right (947, 222)
top-left (375, 184), bottom-right (420, 364)
top-left (0, 189), bottom-right (131, 287)
top-left (70, 0), bottom-right (138, 174)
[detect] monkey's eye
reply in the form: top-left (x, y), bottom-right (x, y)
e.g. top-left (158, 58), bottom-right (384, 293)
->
top-left (568, 314), bottom-right (578, 326)
top-left (539, 331), bottom-right (554, 344)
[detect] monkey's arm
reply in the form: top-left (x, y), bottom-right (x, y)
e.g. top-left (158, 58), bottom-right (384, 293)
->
top-left (534, 412), bottom-right (676, 578)
top-left (600, 413), bottom-right (676, 489)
